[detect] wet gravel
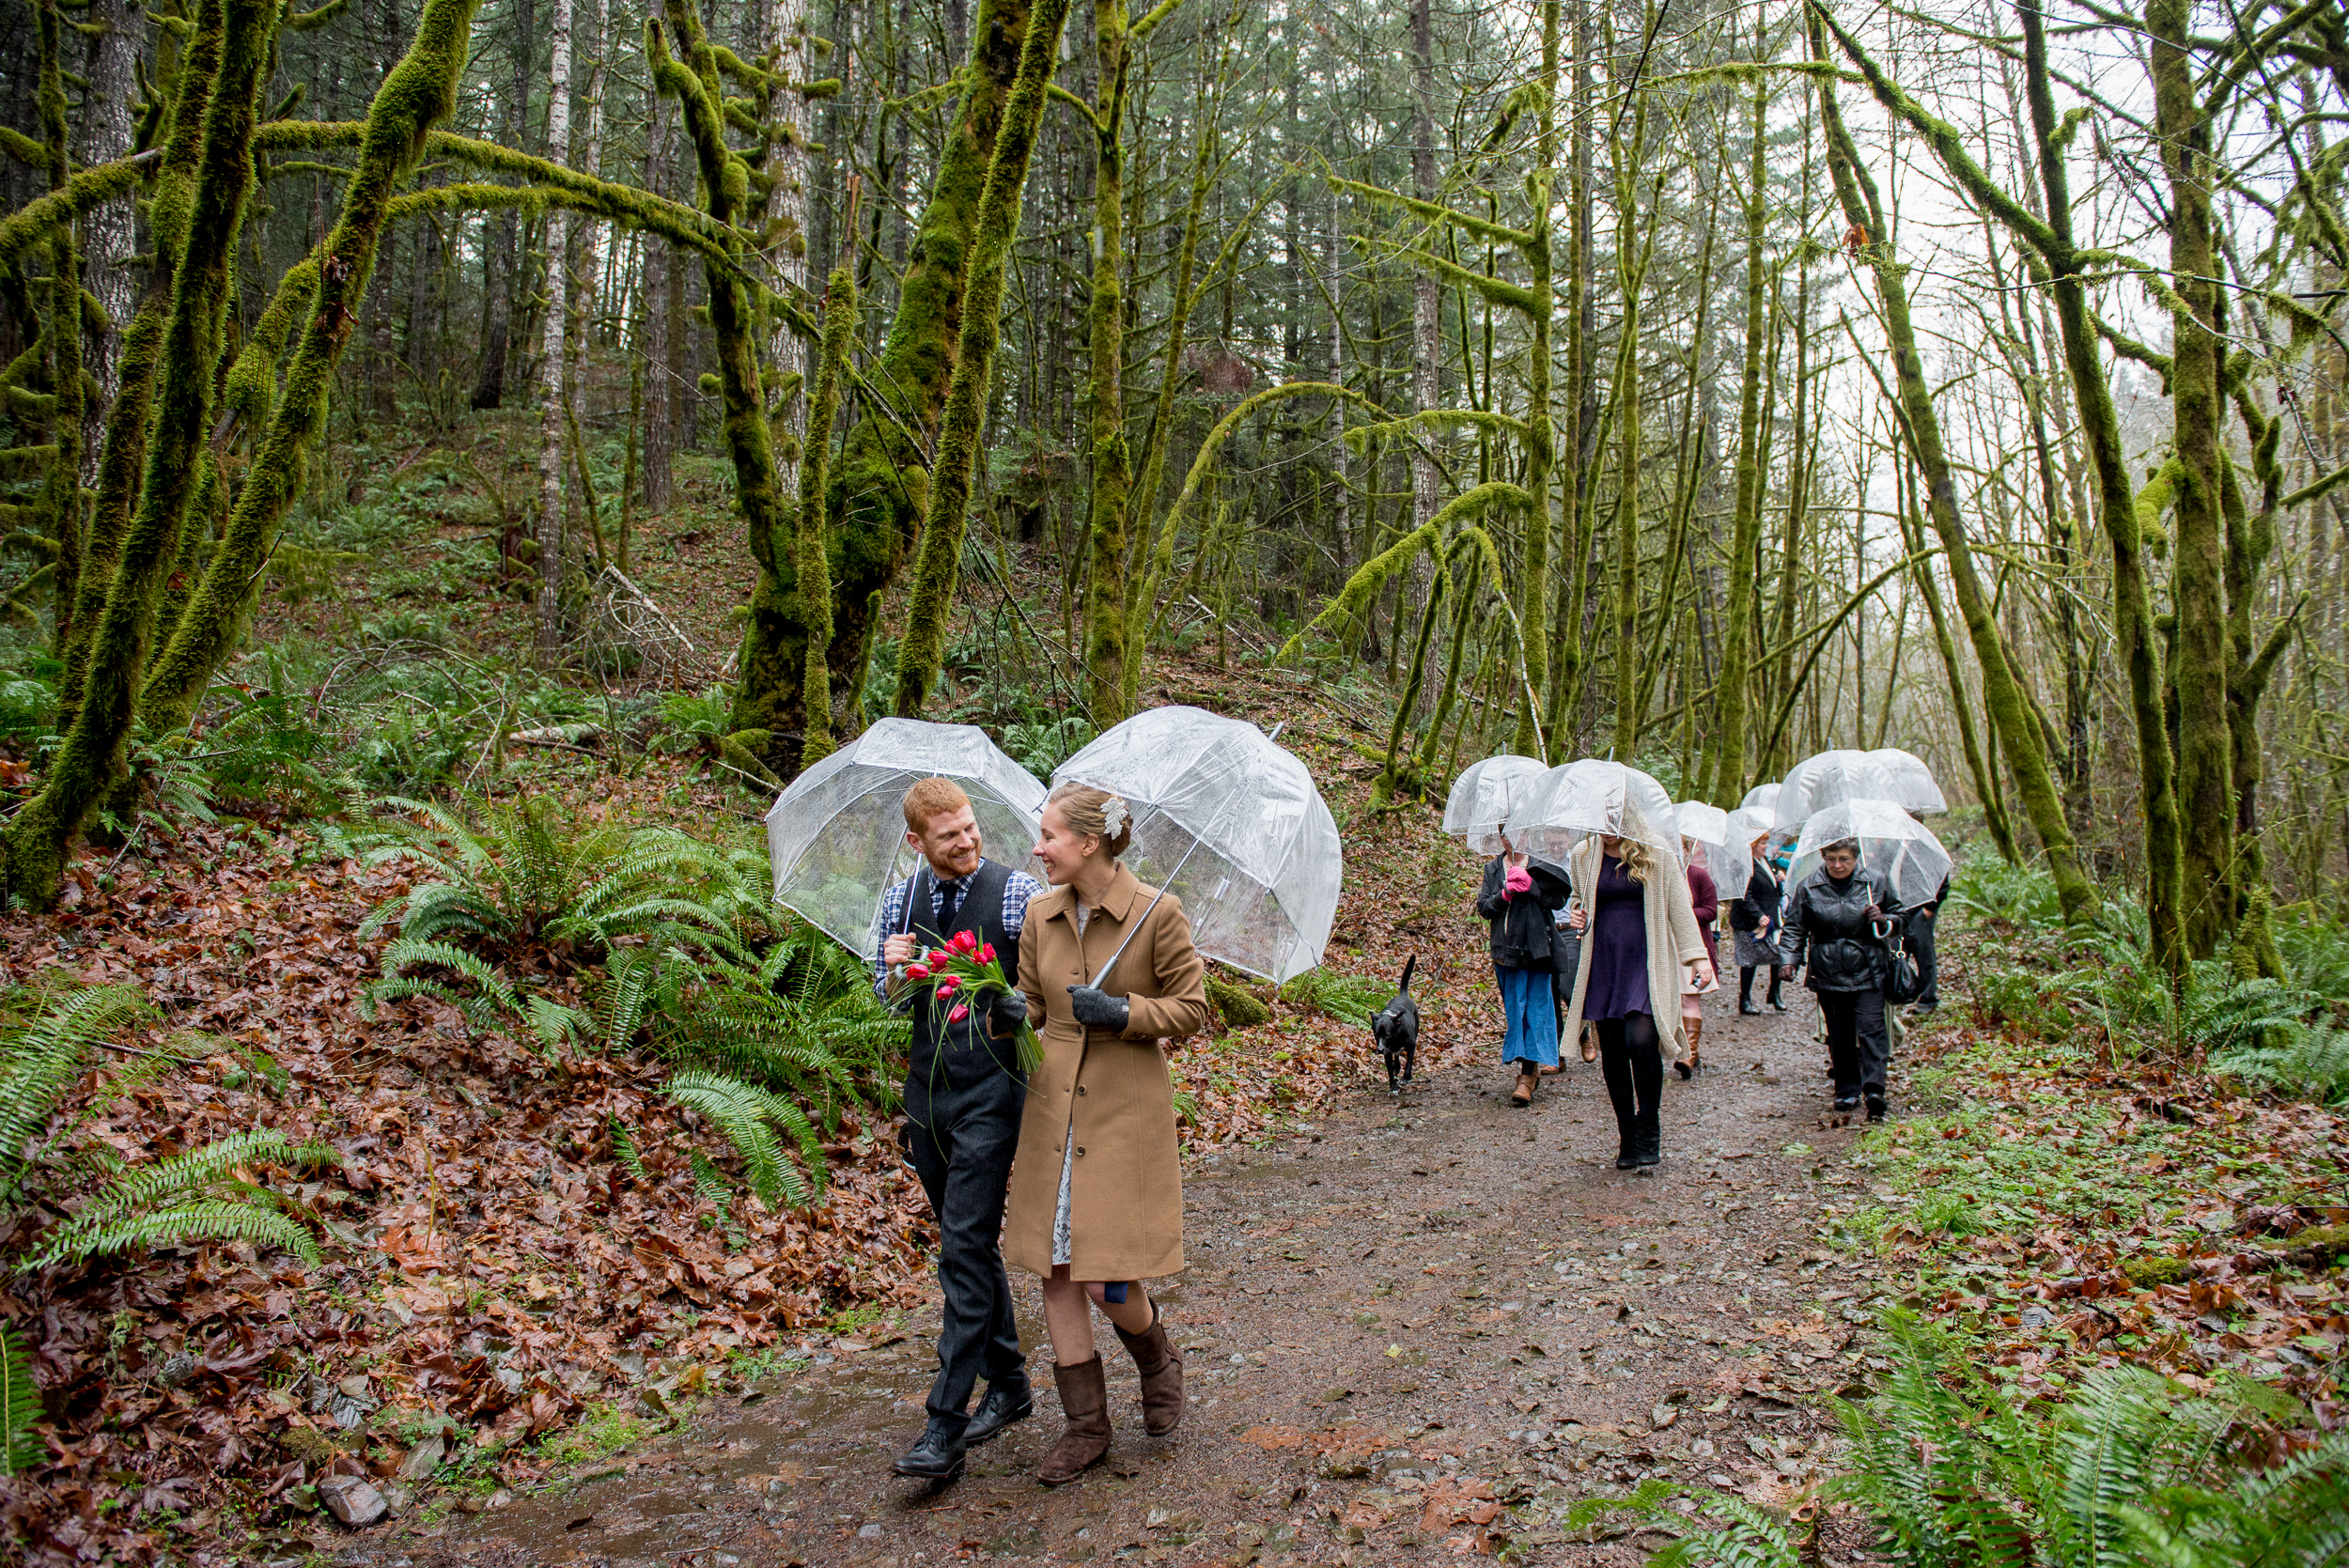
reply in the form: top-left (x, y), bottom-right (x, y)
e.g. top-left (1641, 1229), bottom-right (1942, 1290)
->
top-left (344, 996), bottom-right (1904, 1566)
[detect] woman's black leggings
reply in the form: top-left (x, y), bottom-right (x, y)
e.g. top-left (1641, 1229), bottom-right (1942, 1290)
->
top-left (1594, 1011), bottom-right (1662, 1150)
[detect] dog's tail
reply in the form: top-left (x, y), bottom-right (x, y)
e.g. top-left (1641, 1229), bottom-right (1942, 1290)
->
top-left (1397, 954), bottom-right (1416, 993)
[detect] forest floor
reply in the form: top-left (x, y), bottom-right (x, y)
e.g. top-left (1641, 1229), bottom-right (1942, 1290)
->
top-left (2, 451), bottom-right (2341, 1565)
top-left (337, 991), bottom-right (1897, 1568)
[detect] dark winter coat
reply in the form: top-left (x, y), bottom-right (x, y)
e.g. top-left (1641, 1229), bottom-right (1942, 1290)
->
top-left (1728, 856), bottom-right (1781, 932)
top-left (1476, 856), bottom-right (1569, 970)
top-left (1778, 866), bottom-right (1906, 993)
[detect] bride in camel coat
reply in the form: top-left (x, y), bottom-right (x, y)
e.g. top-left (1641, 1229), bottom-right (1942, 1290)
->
top-left (1008, 782), bottom-right (1212, 1486)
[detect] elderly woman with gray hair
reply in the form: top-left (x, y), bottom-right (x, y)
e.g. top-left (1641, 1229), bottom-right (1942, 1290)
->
top-left (1777, 836), bottom-right (1906, 1121)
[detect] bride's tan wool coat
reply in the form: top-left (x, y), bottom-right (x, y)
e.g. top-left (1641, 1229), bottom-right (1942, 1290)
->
top-left (1007, 861), bottom-right (1211, 1281)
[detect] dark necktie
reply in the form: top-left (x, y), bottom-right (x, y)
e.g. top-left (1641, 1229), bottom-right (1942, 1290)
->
top-left (938, 878), bottom-right (968, 932)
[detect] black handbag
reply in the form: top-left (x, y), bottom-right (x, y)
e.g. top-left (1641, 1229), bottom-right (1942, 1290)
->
top-left (1879, 915), bottom-right (1925, 1005)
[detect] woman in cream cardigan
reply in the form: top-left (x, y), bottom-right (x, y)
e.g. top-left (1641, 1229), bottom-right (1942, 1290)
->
top-left (1561, 823), bottom-right (1712, 1169)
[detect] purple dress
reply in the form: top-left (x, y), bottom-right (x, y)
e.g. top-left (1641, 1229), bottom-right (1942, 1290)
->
top-left (1581, 856), bottom-right (1651, 1021)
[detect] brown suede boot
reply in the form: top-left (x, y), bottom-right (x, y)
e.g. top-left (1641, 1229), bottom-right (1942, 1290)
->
top-left (1677, 1015), bottom-right (1703, 1079)
top-left (1112, 1307), bottom-right (1186, 1436)
top-left (1037, 1355), bottom-right (1111, 1486)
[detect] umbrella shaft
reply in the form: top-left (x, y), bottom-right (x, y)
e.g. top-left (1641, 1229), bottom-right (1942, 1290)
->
top-left (1093, 831), bottom-right (1206, 991)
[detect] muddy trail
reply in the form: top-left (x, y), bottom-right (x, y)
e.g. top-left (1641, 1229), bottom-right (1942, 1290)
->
top-left (350, 996), bottom-right (1895, 1567)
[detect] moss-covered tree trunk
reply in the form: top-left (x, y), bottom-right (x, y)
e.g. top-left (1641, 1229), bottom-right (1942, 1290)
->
top-left (2150, 0), bottom-right (2233, 955)
top-left (1080, 0), bottom-right (1137, 723)
top-left (132, 0), bottom-right (486, 742)
top-left (1811, 7), bottom-right (2095, 928)
top-left (2, 0), bottom-right (269, 908)
top-left (1609, 77), bottom-right (1649, 762)
top-left (726, 0), bottom-right (1051, 769)
top-left (795, 207), bottom-right (858, 768)
top-left (53, 0), bottom-right (226, 725)
top-left (1509, 0), bottom-right (1560, 761)
top-left (1703, 64), bottom-right (1770, 806)
top-left (535, 0), bottom-right (577, 658)
top-left (890, 0), bottom-right (1075, 714)
top-left (33, 0), bottom-right (86, 656)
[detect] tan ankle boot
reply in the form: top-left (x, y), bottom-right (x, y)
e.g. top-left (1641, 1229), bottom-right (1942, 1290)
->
top-left (1037, 1355), bottom-right (1111, 1486)
top-left (1112, 1307), bottom-right (1185, 1436)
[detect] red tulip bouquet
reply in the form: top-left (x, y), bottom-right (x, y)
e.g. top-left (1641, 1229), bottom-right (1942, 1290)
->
top-left (903, 928), bottom-right (1043, 1074)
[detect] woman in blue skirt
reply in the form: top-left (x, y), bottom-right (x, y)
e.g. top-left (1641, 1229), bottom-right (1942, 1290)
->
top-left (1476, 836), bottom-right (1569, 1106)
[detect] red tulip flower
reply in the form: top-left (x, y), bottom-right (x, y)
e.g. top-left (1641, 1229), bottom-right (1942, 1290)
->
top-left (948, 1003), bottom-right (971, 1023)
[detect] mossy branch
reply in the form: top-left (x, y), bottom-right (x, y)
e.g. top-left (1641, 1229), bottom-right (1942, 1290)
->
top-left (0, 152), bottom-right (157, 264)
top-left (1327, 172), bottom-right (1532, 249)
top-left (133, 0), bottom-right (482, 745)
top-left (1275, 481), bottom-right (1532, 664)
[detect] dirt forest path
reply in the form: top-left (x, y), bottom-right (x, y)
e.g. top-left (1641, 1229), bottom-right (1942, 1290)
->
top-left (354, 993), bottom-right (1896, 1568)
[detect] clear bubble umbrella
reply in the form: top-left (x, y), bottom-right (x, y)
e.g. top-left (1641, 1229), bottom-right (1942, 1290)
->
top-left (1674, 800), bottom-right (1750, 897)
top-left (764, 718), bottom-right (1049, 958)
top-left (1773, 750), bottom-right (1902, 835)
top-left (1506, 758), bottom-right (1680, 863)
top-left (1051, 706), bottom-right (1343, 984)
top-left (1786, 798), bottom-right (1953, 909)
top-left (1739, 782), bottom-right (1781, 817)
top-left (1867, 748), bottom-right (1949, 815)
top-left (1443, 755), bottom-right (1548, 855)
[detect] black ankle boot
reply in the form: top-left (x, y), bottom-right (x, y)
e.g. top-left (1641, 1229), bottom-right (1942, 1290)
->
top-left (1614, 1131), bottom-right (1638, 1170)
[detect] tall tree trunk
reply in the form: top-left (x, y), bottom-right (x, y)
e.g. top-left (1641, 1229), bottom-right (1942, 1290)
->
top-left (1081, 0), bottom-right (1135, 722)
top-left (765, 0), bottom-right (813, 548)
top-left (2149, 0), bottom-right (2232, 955)
top-left (640, 93), bottom-right (677, 512)
top-left (1510, 0), bottom-right (1560, 760)
top-left (1609, 64), bottom-right (1649, 761)
top-left (74, 0), bottom-right (139, 435)
top-left (33, 0), bottom-right (86, 653)
top-left (1408, 0), bottom-right (1439, 551)
top-left (535, 0), bottom-right (576, 656)
top-left (891, 0), bottom-right (1077, 714)
top-left (472, 0), bottom-right (533, 410)
top-left (725, 0), bottom-right (1073, 769)
top-left (1810, 5), bottom-right (2094, 927)
top-left (1705, 56), bottom-right (1771, 805)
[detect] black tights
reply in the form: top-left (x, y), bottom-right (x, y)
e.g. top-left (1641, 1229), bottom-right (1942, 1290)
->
top-left (1595, 1011), bottom-right (1662, 1153)
top-left (1738, 965), bottom-right (1782, 1007)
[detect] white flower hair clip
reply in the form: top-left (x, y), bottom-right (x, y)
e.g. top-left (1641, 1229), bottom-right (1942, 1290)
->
top-left (1099, 795), bottom-right (1129, 838)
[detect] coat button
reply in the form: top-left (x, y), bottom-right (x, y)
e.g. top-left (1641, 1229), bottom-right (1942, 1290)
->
top-left (1076, 1146), bottom-right (1086, 1157)
top-left (1077, 1085), bottom-right (1088, 1095)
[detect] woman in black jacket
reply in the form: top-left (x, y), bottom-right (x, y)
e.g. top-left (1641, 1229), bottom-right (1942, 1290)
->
top-left (1728, 824), bottom-right (1785, 1015)
top-left (1777, 837), bottom-right (1906, 1120)
top-left (1476, 840), bottom-right (1569, 1106)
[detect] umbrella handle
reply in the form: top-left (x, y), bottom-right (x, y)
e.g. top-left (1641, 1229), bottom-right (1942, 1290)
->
top-left (1091, 831), bottom-right (1206, 992)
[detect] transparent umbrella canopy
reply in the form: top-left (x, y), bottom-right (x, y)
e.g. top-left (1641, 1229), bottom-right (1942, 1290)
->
top-left (1443, 755), bottom-right (1548, 855)
top-left (1773, 750), bottom-right (1902, 835)
top-left (1506, 758), bottom-right (1680, 862)
top-left (1051, 706), bottom-right (1343, 984)
top-left (1739, 782), bottom-right (1781, 817)
top-left (1674, 800), bottom-right (1750, 896)
top-left (1786, 799), bottom-right (1953, 909)
top-left (1867, 748), bottom-right (1949, 815)
top-left (763, 718), bottom-right (1049, 958)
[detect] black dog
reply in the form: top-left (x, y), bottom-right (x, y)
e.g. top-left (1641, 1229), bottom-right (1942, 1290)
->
top-left (1372, 955), bottom-right (1420, 1093)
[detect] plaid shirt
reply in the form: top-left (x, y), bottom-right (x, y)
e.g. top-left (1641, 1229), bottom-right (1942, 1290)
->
top-left (870, 861), bottom-right (1048, 1002)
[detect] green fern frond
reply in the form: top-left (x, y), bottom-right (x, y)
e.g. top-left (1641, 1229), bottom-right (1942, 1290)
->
top-left (524, 995), bottom-right (592, 1055)
top-left (366, 939), bottom-right (521, 1022)
top-left (27, 1198), bottom-right (321, 1271)
top-left (0, 1322), bottom-right (40, 1475)
top-left (1649, 1493), bottom-right (1804, 1568)
top-left (610, 1115), bottom-right (649, 1184)
top-left (85, 1128), bottom-right (297, 1216)
top-left (0, 986), bottom-right (152, 1200)
top-left (661, 1070), bottom-right (818, 1207)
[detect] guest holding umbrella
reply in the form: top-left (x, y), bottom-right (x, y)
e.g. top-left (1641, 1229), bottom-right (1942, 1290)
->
top-left (1729, 820), bottom-right (1787, 1015)
top-left (1676, 836), bottom-right (1719, 1079)
top-left (1475, 834), bottom-right (1569, 1106)
top-left (1778, 835), bottom-right (1906, 1120)
top-left (1007, 783), bottom-right (1212, 1487)
top-left (1559, 819), bottom-right (1712, 1169)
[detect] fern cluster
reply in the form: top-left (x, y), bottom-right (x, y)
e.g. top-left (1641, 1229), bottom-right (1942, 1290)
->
top-left (0, 986), bottom-right (150, 1203)
top-left (661, 1071), bottom-right (821, 1208)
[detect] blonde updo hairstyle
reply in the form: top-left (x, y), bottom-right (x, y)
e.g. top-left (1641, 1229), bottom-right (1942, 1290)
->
top-left (1046, 782), bottom-right (1134, 859)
